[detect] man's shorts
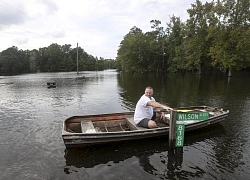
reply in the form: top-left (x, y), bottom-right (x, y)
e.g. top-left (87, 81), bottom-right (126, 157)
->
top-left (137, 112), bottom-right (157, 128)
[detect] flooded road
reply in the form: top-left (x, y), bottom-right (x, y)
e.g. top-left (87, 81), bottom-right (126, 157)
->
top-left (0, 71), bottom-right (249, 179)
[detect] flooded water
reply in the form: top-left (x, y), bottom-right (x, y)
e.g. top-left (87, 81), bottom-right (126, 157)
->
top-left (0, 70), bottom-right (250, 180)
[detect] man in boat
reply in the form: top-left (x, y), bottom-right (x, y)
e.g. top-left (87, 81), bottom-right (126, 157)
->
top-left (134, 86), bottom-right (173, 128)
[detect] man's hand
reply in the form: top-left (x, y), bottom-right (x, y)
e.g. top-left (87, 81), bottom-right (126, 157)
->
top-left (162, 106), bottom-right (173, 111)
top-left (160, 112), bottom-right (165, 120)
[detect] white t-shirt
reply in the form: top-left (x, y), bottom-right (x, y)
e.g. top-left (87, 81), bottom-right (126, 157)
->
top-left (134, 94), bottom-right (155, 124)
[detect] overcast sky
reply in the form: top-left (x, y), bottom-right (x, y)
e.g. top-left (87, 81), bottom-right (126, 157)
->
top-left (0, 0), bottom-right (208, 59)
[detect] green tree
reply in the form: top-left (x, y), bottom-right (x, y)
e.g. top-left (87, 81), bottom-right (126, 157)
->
top-left (150, 20), bottom-right (168, 72)
top-left (29, 49), bottom-right (39, 73)
top-left (46, 43), bottom-right (64, 72)
top-left (209, 0), bottom-right (250, 76)
top-left (184, 0), bottom-right (215, 74)
top-left (0, 46), bottom-right (29, 74)
top-left (38, 47), bottom-right (49, 72)
top-left (165, 16), bottom-right (185, 72)
top-left (117, 26), bottom-right (145, 72)
top-left (60, 44), bottom-right (74, 71)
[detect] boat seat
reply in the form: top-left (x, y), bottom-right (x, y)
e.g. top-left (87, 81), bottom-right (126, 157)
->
top-left (81, 120), bottom-right (96, 133)
top-left (126, 117), bottom-right (148, 130)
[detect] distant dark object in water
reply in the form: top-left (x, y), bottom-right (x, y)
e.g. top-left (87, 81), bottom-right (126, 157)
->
top-left (0, 82), bottom-right (14, 85)
top-left (76, 76), bottom-right (85, 79)
top-left (47, 81), bottom-right (56, 88)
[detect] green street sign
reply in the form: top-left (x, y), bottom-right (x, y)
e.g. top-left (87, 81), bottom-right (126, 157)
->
top-left (175, 111), bottom-right (209, 147)
top-left (175, 124), bottom-right (185, 147)
top-left (177, 112), bottom-right (209, 121)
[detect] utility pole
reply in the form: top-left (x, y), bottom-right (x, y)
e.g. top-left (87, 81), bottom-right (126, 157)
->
top-left (162, 41), bottom-right (164, 72)
top-left (77, 42), bottom-right (79, 74)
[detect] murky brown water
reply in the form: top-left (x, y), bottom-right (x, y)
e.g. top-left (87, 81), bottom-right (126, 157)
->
top-left (0, 70), bottom-right (249, 179)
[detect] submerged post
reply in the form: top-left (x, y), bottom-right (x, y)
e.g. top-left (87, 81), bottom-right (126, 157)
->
top-left (169, 110), bottom-right (177, 148)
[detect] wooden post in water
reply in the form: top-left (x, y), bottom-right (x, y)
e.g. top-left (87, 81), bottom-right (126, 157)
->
top-left (169, 110), bottom-right (177, 148)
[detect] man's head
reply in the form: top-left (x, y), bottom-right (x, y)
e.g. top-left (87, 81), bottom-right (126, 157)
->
top-left (145, 86), bottom-right (153, 98)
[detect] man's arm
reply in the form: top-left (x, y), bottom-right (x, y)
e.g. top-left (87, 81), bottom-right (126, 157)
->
top-left (147, 101), bottom-right (172, 110)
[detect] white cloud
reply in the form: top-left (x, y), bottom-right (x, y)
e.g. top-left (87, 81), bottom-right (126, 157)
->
top-left (0, 1), bottom-right (25, 28)
top-left (15, 36), bottom-right (28, 43)
top-left (0, 0), bottom-right (209, 59)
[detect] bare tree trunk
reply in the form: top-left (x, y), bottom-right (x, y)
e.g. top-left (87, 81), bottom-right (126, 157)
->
top-left (198, 64), bottom-right (202, 75)
top-left (228, 68), bottom-right (232, 77)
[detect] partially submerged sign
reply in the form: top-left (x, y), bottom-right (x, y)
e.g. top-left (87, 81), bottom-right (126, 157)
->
top-left (175, 124), bottom-right (185, 147)
top-left (175, 111), bottom-right (209, 147)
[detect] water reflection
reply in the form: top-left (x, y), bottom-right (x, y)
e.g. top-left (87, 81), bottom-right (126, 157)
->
top-left (64, 138), bottom-right (167, 169)
top-left (117, 72), bottom-right (232, 108)
top-left (63, 124), bottom-right (225, 179)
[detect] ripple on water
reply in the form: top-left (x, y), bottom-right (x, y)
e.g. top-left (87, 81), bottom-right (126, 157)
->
top-left (1, 72), bottom-right (250, 179)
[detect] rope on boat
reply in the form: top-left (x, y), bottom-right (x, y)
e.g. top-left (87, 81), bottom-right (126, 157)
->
top-left (119, 122), bottom-right (126, 131)
top-left (104, 123), bottom-right (109, 132)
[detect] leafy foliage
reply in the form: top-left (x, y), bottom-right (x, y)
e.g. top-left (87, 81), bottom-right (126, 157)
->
top-left (117, 0), bottom-right (250, 75)
top-left (1, 0), bottom-right (249, 75)
top-left (0, 44), bottom-right (116, 75)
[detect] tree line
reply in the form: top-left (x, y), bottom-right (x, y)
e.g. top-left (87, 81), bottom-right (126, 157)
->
top-left (116, 0), bottom-right (250, 76)
top-left (0, 43), bottom-right (116, 75)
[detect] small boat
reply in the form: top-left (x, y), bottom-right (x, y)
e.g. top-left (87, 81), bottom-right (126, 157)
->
top-left (47, 81), bottom-right (56, 88)
top-left (62, 106), bottom-right (229, 149)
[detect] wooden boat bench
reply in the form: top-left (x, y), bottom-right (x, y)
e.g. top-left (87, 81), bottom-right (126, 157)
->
top-left (126, 117), bottom-right (148, 130)
top-left (81, 120), bottom-right (96, 133)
